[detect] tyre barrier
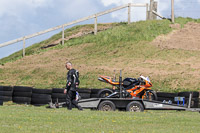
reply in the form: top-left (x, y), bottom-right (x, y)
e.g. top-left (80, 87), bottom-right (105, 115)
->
top-left (52, 88), bottom-right (66, 103)
top-left (32, 88), bottom-right (52, 95)
top-left (90, 89), bottom-right (101, 98)
top-left (0, 100), bottom-right (3, 105)
top-left (156, 91), bottom-right (199, 108)
top-left (178, 91), bottom-right (199, 98)
top-left (0, 86), bottom-right (13, 102)
top-left (0, 88), bottom-right (3, 105)
top-left (156, 92), bottom-right (178, 104)
top-left (13, 86), bottom-right (32, 104)
top-left (0, 85), bottom-right (199, 108)
top-left (177, 91), bottom-right (199, 108)
top-left (31, 89), bottom-right (52, 106)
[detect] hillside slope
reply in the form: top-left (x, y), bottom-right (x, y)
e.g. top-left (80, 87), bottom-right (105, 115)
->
top-left (0, 17), bottom-right (200, 92)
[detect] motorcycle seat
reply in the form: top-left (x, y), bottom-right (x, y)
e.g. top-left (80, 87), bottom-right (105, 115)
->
top-left (123, 82), bottom-right (139, 90)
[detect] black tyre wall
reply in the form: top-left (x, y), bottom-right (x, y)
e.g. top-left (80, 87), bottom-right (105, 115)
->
top-left (32, 89), bottom-right (52, 94)
top-left (13, 97), bottom-right (31, 104)
top-left (90, 94), bottom-right (99, 98)
top-left (91, 89), bottom-right (101, 94)
top-left (0, 86), bottom-right (13, 91)
top-left (0, 86), bottom-right (13, 101)
top-left (184, 98), bottom-right (199, 108)
top-left (178, 91), bottom-right (199, 98)
top-left (156, 92), bottom-right (178, 98)
top-left (31, 92), bottom-right (52, 105)
top-left (77, 88), bottom-right (91, 93)
top-left (79, 93), bottom-right (91, 99)
top-left (0, 91), bottom-right (13, 97)
top-left (0, 96), bottom-right (12, 101)
top-left (13, 92), bottom-right (32, 97)
top-left (0, 100), bottom-right (3, 106)
top-left (52, 88), bottom-right (65, 93)
top-left (12, 86), bottom-right (32, 104)
top-left (31, 98), bottom-right (51, 104)
top-left (32, 93), bottom-right (51, 99)
top-left (52, 93), bottom-right (66, 99)
top-left (52, 98), bottom-right (66, 103)
top-left (13, 86), bottom-right (32, 92)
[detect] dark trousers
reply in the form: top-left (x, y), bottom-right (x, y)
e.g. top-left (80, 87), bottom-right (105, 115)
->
top-left (66, 90), bottom-right (82, 110)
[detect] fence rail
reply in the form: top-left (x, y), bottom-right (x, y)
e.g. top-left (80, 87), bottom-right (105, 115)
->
top-left (0, 3), bottom-right (149, 56)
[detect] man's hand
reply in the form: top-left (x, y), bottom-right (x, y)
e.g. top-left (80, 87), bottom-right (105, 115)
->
top-left (64, 89), bottom-right (67, 94)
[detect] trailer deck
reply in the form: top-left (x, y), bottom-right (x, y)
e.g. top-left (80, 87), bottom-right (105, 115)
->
top-left (78, 98), bottom-right (200, 112)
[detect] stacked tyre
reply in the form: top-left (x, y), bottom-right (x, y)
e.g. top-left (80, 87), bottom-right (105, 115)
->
top-left (52, 88), bottom-right (66, 103)
top-left (78, 88), bottom-right (91, 99)
top-left (156, 92), bottom-right (178, 104)
top-left (178, 91), bottom-right (199, 108)
top-left (13, 86), bottom-right (32, 104)
top-left (0, 86), bottom-right (13, 103)
top-left (31, 88), bottom-right (52, 106)
top-left (90, 89), bottom-right (101, 98)
top-left (0, 88), bottom-right (2, 105)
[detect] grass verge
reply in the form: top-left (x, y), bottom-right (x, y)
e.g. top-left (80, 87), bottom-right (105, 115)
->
top-left (0, 103), bottom-right (200, 133)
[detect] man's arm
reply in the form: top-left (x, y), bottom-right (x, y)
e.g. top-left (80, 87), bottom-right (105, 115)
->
top-left (66, 71), bottom-right (73, 91)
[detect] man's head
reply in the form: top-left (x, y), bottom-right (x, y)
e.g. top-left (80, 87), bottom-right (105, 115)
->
top-left (65, 62), bottom-right (72, 70)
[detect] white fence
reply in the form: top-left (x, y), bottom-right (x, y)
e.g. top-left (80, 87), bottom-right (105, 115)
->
top-left (0, 3), bottom-right (149, 57)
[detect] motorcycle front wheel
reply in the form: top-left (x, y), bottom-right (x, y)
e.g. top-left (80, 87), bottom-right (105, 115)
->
top-left (142, 91), bottom-right (157, 101)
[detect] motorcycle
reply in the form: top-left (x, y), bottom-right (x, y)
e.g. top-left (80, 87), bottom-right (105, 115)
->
top-left (98, 74), bottom-right (157, 100)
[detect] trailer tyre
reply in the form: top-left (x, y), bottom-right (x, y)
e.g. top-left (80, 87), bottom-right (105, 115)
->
top-left (126, 101), bottom-right (144, 112)
top-left (98, 100), bottom-right (116, 111)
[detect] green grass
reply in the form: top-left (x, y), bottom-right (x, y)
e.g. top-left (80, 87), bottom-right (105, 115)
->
top-left (0, 23), bottom-right (122, 65)
top-left (0, 103), bottom-right (200, 133)
top-left (1, 17), bottom-right (199, 65)
top-left (1, 17), bottom-right (200, 92)
top-left (175, 17), bottom-right (200, 28)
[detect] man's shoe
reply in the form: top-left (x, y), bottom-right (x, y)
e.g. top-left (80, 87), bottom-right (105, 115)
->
top-left (67, 107), bottom-right (72, 110)
top-left (78, 106), bottom-right (83, 111)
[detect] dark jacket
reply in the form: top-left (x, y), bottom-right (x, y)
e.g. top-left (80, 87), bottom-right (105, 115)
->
top-left (66, 69), bottom-right (79, 91)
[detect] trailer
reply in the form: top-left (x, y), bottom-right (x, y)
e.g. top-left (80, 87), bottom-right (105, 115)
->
top-left (78, 97), bottom-right (200, 112)
top-left (49, 70), bottom-right (200, 112)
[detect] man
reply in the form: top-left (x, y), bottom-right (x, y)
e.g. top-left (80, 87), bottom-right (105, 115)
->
top-left (64, 62), bottom-right (83, 110)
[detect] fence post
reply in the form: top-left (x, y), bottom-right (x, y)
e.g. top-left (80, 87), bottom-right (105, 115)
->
top-left (23, 37), bottom-right (25, 57)
top-left (149, 0), bottom-right (154, 20)
top-left (152, 1), bottom-right (157, 20)
top-left (94, 15), bottom-right (97, 35)
top-left (146, 3), bottom-right (149, 20)
top-left (171, 0), bottom-right (175, 23)
top-left (128, 3), bottom-right (131, 24)
top-left (62, 25), bottom-right (64, 45)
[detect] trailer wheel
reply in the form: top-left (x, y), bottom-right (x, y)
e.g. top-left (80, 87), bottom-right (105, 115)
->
top-left (98, 100), bottom-right (116, 111)
top-left (126, 101), bottom-right (144, 112)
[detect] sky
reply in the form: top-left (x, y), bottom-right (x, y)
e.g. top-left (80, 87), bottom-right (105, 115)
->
top-left (0, 0), bottom-right (200, 59)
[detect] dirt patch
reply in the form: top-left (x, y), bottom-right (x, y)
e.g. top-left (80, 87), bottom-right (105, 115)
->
top-left (152, 22), bottom-right (200, 51)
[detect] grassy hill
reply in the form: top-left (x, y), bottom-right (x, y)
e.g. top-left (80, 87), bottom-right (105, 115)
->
top-left (0, 17), bottom-right (200, 92)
